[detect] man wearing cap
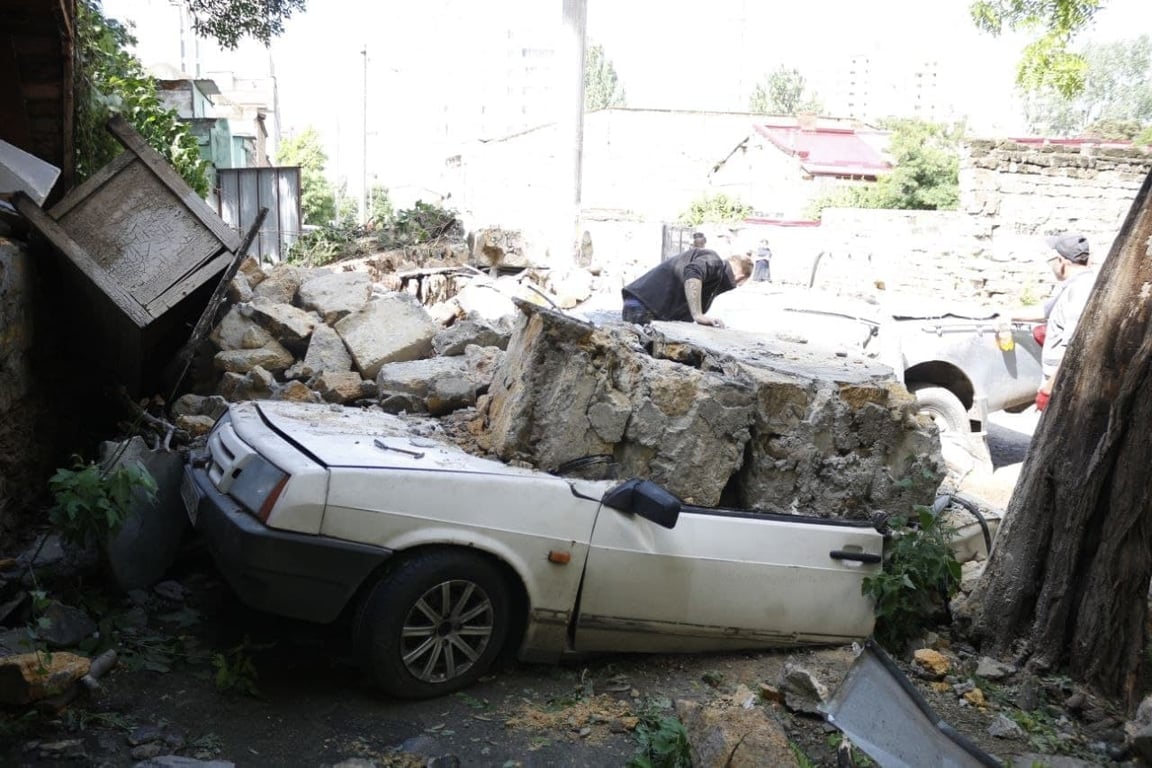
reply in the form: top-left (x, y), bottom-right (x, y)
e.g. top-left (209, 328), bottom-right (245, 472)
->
top-left (1035, 233), bottom-right (1097, 411)
top-left (621, 247), bottom-right (752, 327)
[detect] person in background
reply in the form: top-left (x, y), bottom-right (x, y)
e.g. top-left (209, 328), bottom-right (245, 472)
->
top-left (622, 247), bottom-right (752, 327)
top-left (752, 239), bottom-right (772, 282)
top-left (1035, 233), bottom-right (1097, 411)
top-left (691, 232), bottom-right (707, 248)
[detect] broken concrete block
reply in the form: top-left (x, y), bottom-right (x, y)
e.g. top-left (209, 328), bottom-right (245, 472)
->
top-left (471, 227), bottom-right (533, 268)
top-left (454, 282), bottom-right (517, 323)
top-left (335, 293), bottom-right (437, 379)
top-left (0, 652), bottom-right (90, 705)
top-left (237, 256), bottom-right (265, 287)
top-left (483, 306), bottom-right (755, 506)
top-left (219, 367), bottom-right (275, 402)
top-left (38, 602), bottom-right (97, 648)
top-left (170, 394), bottom-right (227, 421)
top-left (285, 324), bottom-right (353, 380)
top-left (426, 377), bottom-right (478, 416)
top-left (213, 342), bottom-right (295, 375)
top-left (376, 357), bottom-right (470, 401)
top-left (247, 296), bottom-right (317, 345)
top-left (252, 264), bottom-right (310, 303)
top-left (432, 316), bottom-right (512, 356)
top-left (273, 380), bottom-right (321, 403)
top-left (676, 696), bottom-right (798, 768)
top-left (313, 371), bottom-right (373, 404)
top-left (298, 271), bottom-right (371, 324)
top-left (546, 266), bottom-right (594, 309)
top-left (226, 272), bottom-right (253, 304)
top-left (175, 414), bottom-right (216, 436)
top-left (426, 298), bottom-right (462, 326)
top-left (209, 306), bottom-right (274, 351)
top-left (481, 304), bottom-right (940, 515)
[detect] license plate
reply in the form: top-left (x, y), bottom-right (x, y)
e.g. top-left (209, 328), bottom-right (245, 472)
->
top-left (180, 471), bottom-right (201, 526)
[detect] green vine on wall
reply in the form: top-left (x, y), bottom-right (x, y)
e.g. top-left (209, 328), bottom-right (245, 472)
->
top-left (76, 0), bottom-right (210, 197)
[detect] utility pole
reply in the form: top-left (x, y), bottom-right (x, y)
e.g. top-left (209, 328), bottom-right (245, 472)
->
top-left (361, 45), bottom-right (368, 226)
top-left (557, 0), bottom-right (587, 263)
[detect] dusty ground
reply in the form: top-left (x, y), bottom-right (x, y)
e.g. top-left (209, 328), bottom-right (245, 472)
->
top-left (0, 532), bottom-right (1132, 768)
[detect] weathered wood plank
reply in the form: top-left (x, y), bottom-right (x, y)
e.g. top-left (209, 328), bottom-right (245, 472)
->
top-left (12, 192), bottom-right (152, 328)
top-left (106, 116), bottom-right (241, 251)
top-left (49, 151), bottom-right (132, 217)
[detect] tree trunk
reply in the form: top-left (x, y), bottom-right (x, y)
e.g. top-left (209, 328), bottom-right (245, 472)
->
top-left (962, 169), bottom-right (1152, 706)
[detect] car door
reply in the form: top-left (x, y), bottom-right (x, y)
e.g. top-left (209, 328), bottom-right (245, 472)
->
top-left (573, 504), bottom-right (883, 653)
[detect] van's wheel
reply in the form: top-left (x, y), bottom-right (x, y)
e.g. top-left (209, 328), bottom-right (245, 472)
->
top-left (354, 550), bottom-right (511, 699)
top-left (910, 385), bottom-right (969, 435)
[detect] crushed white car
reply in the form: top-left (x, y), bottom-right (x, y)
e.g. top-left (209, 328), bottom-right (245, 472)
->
top-left (182, 401), bottom-right (884, 699)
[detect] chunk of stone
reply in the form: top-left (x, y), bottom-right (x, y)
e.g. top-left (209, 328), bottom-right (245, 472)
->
top-left (988, 713), bottom-right (1025, 739)
top-left (213, 342), bottom-right (294, 375)
top-left (779, 663), bottom-right (829, 715)
top-left (252, 264), bottom-right (309, 303)
top-left (209, 306), bottom-right (274, 351)
top-left (226, 272), bottom-right (253, 304)
top-left (481, 303), bottom-right (940, 513)
top-left (913, 648), bottom-right (951, 677)
top-left (237, 256), bottom-right (265, 287)
top-left (134, 757), bottom-right (236, 768)
top-left (37, 602), bottom-right (97, 648)
top-left (377, 357), bottom-right (470, 401)
top-left (336, 293), bottom-right (438, 378)
top-left (170, 394), bottom-right (227, 421)
top-left (471, 227), bottom-right (532, 268)
top-left (273, 380), bottom-right (320, 403)
top-left (247, 296), bottom-right (317, 344)
top-left (975, 656), bottom-right (1015, 680)
top-left (454, 282), bottom-right (517, 322)
top-left (298, 271), bottom-right (371, 324)
top-left (547, 266), bottom-right (594, 309)
top-left (285, 324), bottom-right (353, 380)
top-left (432, 316), bottom-right (512, 356)
top-left (427, 377), bottom-right (478, 416)
top-left (219, 367), bottom-right (275, 402)
top-left (0, 651), bottom-right (90, 705)
top-left (313, 372), bottom-right (374, 404)
top-left (675, 697), bottom-right (798, 768)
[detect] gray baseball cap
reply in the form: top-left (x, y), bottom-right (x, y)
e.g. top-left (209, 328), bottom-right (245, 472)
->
top-left (1047, 233), bottom-right (1090, 264)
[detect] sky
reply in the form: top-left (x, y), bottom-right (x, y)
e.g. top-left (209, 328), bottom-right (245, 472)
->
top-left (103, 0), bottom-right (1152, 197)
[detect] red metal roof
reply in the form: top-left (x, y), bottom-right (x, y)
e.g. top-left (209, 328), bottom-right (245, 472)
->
top-left (754, 123), bottom-right (891, 178)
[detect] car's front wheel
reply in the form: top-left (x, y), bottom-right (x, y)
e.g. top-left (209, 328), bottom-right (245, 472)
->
top-left (910, 385), bottom-right (969, 435)
top-left (354, 550), bottom-right (511, 699)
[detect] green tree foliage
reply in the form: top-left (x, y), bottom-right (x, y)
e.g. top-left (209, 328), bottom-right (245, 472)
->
top-left (585, 42), bottom-right (627, 111)
top-left (366, 184), bottom-right (394, 228)
top-left (970, 0), bottom-right (1105, 97)
top-left (678, 192), bottom-right (753, 226)
top-left (749, 66), bottom-right (823, 115)
top-left (806, 119), bottom-right (962, 218)
top-left (185, 0), bottom-right (307, 49)
top-left (76, 0), bottom-right (210, 197)
top-left (276, 127), bottom-right (336, 225)
top-left (1019, 36), bottom-right (1152, 137)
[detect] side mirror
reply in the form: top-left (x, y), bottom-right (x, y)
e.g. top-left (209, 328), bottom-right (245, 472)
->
top-left (601, 478), bottom-right (681, 529)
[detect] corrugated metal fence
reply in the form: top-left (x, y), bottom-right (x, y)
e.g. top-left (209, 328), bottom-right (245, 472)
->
top-left (215, 166), bottom-right (302, 263)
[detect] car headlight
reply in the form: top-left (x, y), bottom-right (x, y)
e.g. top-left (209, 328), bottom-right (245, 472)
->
top-left (229, 454), bottom-right (289, 522)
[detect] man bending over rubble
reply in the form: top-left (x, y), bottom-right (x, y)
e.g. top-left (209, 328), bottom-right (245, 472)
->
top-left (621, 248), bottom-right (752, 327)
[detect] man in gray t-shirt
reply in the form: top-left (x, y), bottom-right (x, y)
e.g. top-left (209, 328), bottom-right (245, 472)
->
top-left (1036, 233), bottom-right (1097, 411)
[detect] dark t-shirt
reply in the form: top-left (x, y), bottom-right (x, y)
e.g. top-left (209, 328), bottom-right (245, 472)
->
top-left (621, 249), bottom-right (736, 322)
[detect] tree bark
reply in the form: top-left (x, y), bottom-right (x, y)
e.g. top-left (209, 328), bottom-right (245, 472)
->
top-left (962, 169), bottom-right (1152, 706)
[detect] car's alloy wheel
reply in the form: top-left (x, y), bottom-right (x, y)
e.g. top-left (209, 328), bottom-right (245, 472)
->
top-left (354, 550), bottom-right (511, 699)
top-left (400, 578), bottom-right (494, 684)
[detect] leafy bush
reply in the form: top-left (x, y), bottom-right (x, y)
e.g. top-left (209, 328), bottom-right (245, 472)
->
top-left (380, 200), bottom-right (462, 248)
top-left (48, 457), bottom-right (157, 548)
top-left (285, 223), bottom-right (369, 267)
top-left (678, 192), bottom-right (753, 226)
top-left (76, 0), bottom-right (210, 196)
top-left (628, 705), bottom-right (692, 768)
top-left (862, 507), bottom-right (961, 650)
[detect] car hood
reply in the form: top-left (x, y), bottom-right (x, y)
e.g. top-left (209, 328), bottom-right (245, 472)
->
top-left (250, 401), bottom-right (612, 496)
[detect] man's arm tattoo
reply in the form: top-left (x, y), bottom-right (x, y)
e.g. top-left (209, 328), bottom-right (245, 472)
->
top-left (684, 278), bottom-right (704, 319)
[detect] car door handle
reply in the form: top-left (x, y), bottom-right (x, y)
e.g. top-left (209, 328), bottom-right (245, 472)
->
top-left (829, 550), bottom-right (882, 564)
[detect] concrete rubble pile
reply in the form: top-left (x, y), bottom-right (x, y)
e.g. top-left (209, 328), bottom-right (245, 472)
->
top-left (184, 256), bottom-right (942, 519)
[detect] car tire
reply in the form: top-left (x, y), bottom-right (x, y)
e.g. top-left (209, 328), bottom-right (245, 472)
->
top-left (910, 385), bottom-right (969, 435)
top-left (354, 549), bottom-right (511, 699)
